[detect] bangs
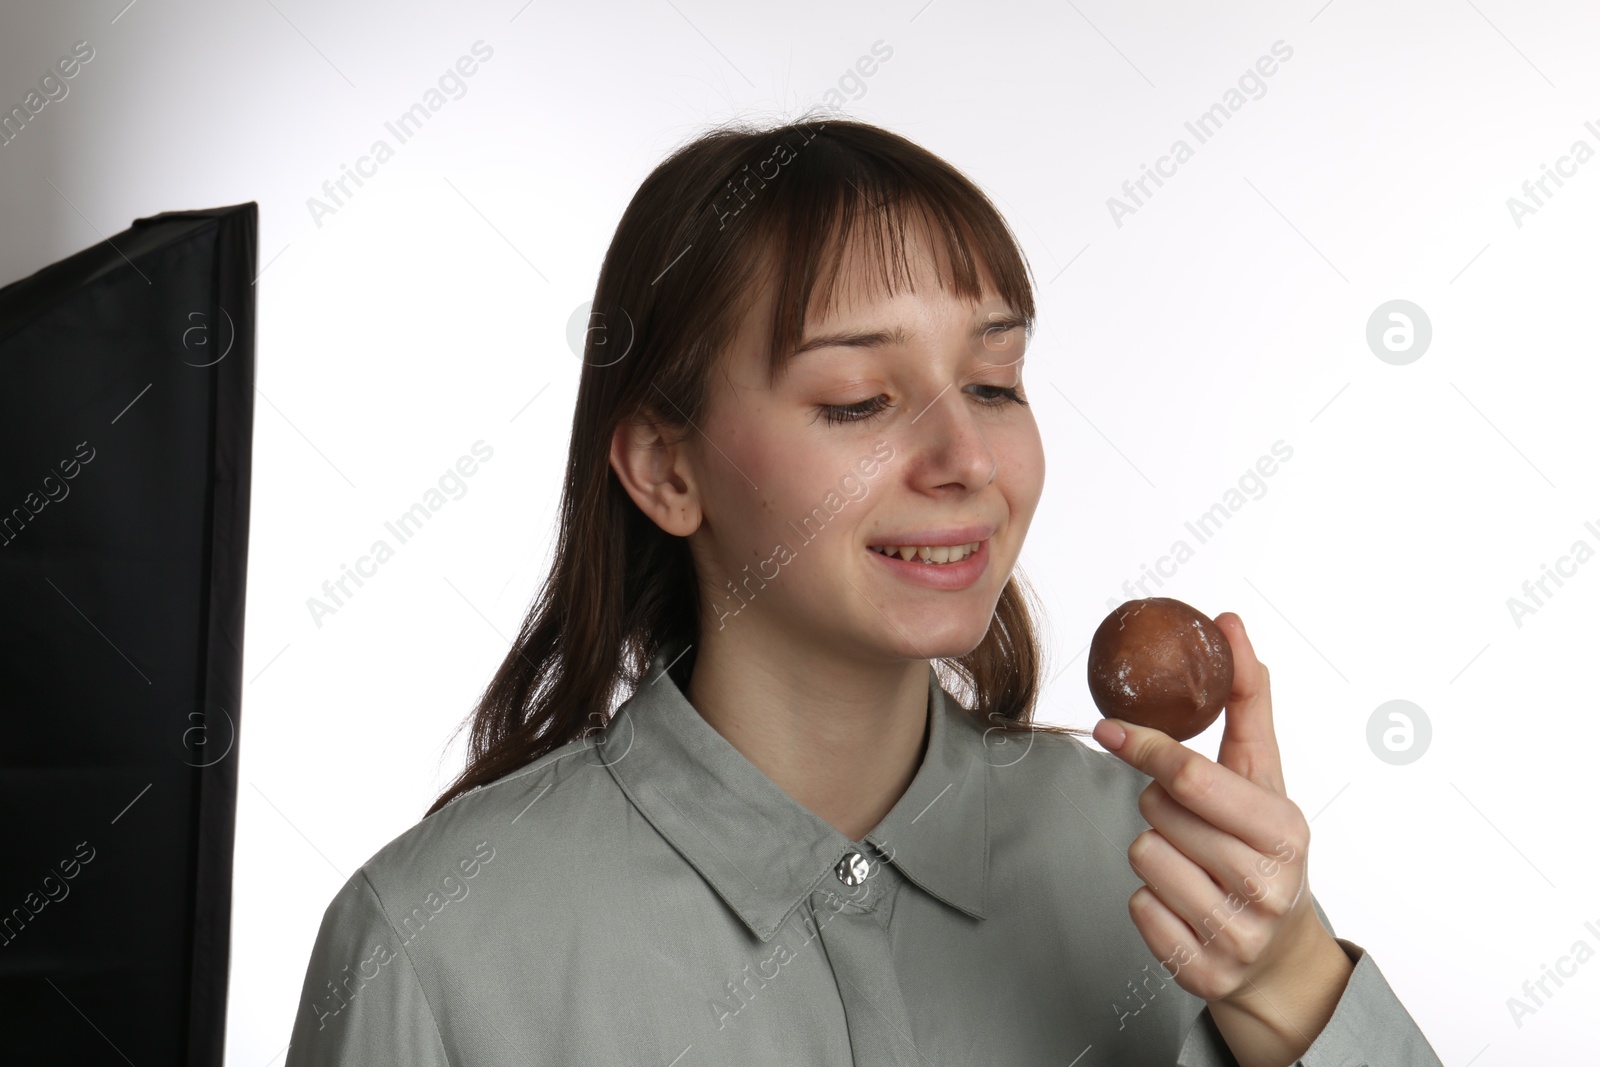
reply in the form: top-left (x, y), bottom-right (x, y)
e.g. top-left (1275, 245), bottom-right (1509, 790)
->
top-left (708, 122), bottom-right (1036, 382)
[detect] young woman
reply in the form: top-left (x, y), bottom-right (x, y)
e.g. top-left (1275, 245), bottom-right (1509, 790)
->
top-left (286, 117), bottom-right (1441, 1066)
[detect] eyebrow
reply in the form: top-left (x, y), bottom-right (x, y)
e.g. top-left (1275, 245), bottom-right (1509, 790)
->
top-left (791, 314), bottom-right (1027, 358)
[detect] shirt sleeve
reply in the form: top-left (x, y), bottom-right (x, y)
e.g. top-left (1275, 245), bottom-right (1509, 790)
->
top-left (1173, 894), bottom-right (1444, 1067)
top-left (284, 869), bottom-right (452, 1067)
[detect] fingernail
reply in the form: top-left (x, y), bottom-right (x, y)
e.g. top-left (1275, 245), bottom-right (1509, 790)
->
top-left (1096, 719), bottom-right (1127, 751)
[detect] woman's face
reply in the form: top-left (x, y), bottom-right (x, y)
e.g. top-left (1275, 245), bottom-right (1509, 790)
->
top-left (683, 227), bottom-right (1047, 665)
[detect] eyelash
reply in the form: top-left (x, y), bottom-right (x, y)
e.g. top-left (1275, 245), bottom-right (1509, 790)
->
top-left (817, 385), bottom-right (1028, 427)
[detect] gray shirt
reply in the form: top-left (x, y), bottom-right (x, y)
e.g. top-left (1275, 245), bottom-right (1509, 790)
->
top-left (285, 640), bottom-right (1443, 1065)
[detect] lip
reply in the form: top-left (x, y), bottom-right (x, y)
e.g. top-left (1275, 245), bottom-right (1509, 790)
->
top-left (866, 524), bottom-right (996, 548)
top-left (865, 537), bottom-right (990, 591)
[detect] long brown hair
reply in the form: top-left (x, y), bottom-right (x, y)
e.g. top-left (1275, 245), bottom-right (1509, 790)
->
top-left (427, 116), bottom-right (1087, 817)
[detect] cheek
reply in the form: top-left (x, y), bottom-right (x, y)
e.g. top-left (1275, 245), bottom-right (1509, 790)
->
top-left (699, 408), bottom-right (775, 496)
top-left (703, 416), bottom-right (828, 542)
top-left (1000, 419), bottom-right (1046, 523)
top-left (748, 465), bottom-right (871, 578)
top-left (1004, 412), bottom-right (1043, 476)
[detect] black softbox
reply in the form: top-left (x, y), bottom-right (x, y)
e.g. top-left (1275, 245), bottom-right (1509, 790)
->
top-left (0, 202), bottom-right (257, 1065)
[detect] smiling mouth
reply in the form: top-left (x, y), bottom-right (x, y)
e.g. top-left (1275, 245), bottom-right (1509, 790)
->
top-left (867, 541), bottom-right (983, 565)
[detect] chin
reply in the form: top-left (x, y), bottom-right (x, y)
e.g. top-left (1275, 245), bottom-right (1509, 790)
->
top-left (876, 615), bottom-right (992, 662)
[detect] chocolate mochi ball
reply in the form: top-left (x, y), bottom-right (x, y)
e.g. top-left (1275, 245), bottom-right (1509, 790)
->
top-left (1086, 598), bottom-right (1234, 741)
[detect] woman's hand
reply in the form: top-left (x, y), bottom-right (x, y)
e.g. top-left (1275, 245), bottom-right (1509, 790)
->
top-left (1090, 612), bottom-right (1354, 1067)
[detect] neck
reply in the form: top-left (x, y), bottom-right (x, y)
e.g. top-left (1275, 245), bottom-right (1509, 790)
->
top-left (683, 622), bottom-right (931, 842)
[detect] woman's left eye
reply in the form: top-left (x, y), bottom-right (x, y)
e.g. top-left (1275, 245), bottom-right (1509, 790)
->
top-left (816, 386), bottom-right (1027, 427)
top-left (968, 384), bottom-right (1027, 407)
top-left (817, 394), bottom-right (891, 426)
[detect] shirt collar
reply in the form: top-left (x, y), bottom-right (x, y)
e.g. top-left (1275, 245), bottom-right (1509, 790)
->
top-left (601, 639), bottom-right (990, 942)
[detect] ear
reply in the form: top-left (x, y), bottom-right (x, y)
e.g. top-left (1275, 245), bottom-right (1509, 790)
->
top-left (609, 411), bottom-right (702, 537)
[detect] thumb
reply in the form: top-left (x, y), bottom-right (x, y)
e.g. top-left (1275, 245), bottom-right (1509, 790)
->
top-left (1214, 612), bottom-right (1285, 795)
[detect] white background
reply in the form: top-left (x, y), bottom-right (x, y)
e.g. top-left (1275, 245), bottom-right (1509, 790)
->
top-left (3, 0), bottom-right (1597, 1062)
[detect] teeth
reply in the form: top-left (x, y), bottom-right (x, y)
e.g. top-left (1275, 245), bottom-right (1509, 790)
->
top-left (870, 541), bottom-right (981, 564)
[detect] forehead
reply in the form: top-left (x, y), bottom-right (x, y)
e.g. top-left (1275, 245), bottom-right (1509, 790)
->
top-left (805, 201), bottom-right (990, 320)
top-left (717, 184), bottom-right (1034, 388)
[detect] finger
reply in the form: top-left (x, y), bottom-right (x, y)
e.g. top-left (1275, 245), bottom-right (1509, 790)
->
top-left (1097, 717), bottom-right (1296, 855)
top-left (1128, 825), bottom-right (1230, 933)
top-left (1127, 883), bottom-right (1246, 1004)
top-left (1124, 844), bottom-right (1251, 1004)
top-left (1138, 781), bottom-right (1274, 902)
top-left (1126, 884), bottom-right (1211, 996)
top-left (1213, 613), bottom-right (1285, 795)
top-left (1128, 831), bottom-right (1275, 981)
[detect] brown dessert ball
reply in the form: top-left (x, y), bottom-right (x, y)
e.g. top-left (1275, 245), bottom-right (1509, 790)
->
top-left (1086, 598), bottom-right (1234, 742)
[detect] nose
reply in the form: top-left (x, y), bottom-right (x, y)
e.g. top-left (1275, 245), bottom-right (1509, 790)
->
top-left (903, 384), bottom-right (999, 492)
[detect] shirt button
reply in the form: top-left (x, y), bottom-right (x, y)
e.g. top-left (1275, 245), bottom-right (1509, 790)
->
top-left (835, 851), bottom-right (871, 886)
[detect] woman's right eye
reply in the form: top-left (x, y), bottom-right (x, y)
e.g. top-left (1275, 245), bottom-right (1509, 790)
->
top-left (817, 394), bottom-right (891, 426)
